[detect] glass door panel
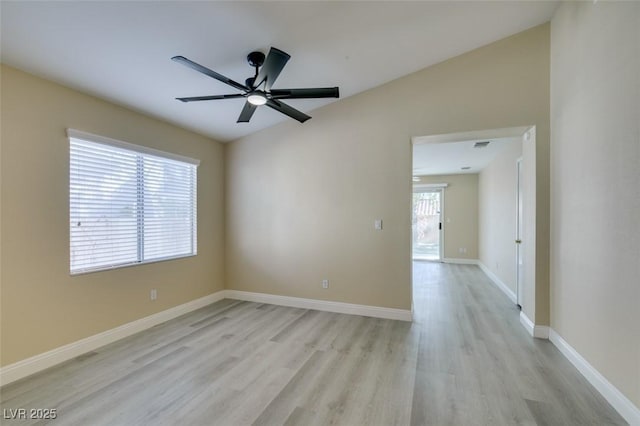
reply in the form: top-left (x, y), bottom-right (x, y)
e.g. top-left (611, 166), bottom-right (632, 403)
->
top-left (412, 190), bottom-right (441, 261)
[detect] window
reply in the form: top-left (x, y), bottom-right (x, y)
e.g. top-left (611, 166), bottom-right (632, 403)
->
top-left (69, 130), bottom-right (198, 274)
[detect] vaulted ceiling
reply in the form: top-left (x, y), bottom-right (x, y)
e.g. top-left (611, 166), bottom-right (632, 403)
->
top-left (1, 1), bottom-right (558, 142)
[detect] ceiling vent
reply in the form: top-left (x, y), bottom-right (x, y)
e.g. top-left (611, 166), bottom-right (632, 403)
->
top-left (473, 141), bottom-right (491, 148)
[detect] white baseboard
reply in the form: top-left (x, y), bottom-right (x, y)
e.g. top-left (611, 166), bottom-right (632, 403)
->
top-left (442, 258), bottom-right (479, 265)
top-left (549, 329), bottom-right (640, 426)
top-left (225, 290), bottom-right (413, 322)
top-left (477, 261), bottom-right (517, 304)
top-left (519, 311), bottom-right (549, 339)
top-left (0, 291), bottom-right (226, 386)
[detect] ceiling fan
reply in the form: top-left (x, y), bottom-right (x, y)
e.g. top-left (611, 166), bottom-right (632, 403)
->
top-left (172, 47), bottom-right (339, 123)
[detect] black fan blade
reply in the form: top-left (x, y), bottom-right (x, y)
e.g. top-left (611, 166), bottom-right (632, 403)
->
top-left (172, 56), bottom-right (248, 92)
top-left (237, 101), bottom-right (258, 123)
top-left (269, 87), bottom-right (339, 99)
top-left (176, 94), bottom-right (245, 102)
top-left (254, 48), bottom-right (290, 91)
top-left (266, 99), bottom-right (311, 123)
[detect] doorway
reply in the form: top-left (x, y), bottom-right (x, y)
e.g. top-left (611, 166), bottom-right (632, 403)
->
top-left (412, 188), bottom-right (443, 261)
top-left (411, 126), bottom-right (537, 322)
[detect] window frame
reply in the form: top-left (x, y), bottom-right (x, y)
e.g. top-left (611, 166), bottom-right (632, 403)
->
top-left (68, 129), bottom-right (199, 275)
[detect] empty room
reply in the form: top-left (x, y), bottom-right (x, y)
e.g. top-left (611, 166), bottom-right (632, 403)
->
top-left (1, 1), bottom-right (638, 425)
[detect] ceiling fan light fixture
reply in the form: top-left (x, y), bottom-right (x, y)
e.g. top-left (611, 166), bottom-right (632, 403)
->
top-left (247, 93), bottom-right (267, 106)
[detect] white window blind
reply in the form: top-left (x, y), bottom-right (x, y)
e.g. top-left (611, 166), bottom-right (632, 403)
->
top-left (69, 130), bottom-right (198, 274)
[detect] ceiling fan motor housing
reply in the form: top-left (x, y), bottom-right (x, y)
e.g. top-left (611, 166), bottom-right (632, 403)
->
top-left (247, 51), bottom-right (265, 68)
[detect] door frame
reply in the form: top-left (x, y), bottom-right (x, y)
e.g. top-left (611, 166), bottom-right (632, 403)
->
top-left (411, 126), bottom-right (537, 323)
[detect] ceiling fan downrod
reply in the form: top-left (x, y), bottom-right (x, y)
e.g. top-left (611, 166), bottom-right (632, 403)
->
top-left (245, 51), bottom-right (265, 89)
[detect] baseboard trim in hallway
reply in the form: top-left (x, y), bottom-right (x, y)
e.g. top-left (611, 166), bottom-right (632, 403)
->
top-left (1, 290), bottom-right (412, 387)
top-left (442, 257), bottom-right (478, 265)
top-left (549, 329), bottom-right (640, 426)
top-left (477, 261), bottom-right (517, 303)
top-left (519, 311), bottom-right (550, 339)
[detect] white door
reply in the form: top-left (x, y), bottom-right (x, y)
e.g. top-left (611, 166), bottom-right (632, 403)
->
top-left (516, 158), bottom-right (524, 308)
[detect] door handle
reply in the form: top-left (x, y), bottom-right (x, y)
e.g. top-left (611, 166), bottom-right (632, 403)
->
top-left (439, 222), bottom-right (442, 230)
top-left (515, 239), bottom-right (522, 244)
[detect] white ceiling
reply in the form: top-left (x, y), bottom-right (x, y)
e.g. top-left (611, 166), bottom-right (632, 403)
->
top-left (413, 128), bottom-right (527, 175)
top-left (1, 1), bottom-right (558, 142)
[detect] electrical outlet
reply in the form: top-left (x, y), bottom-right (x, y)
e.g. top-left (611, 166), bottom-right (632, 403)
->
top-left (322, 279), bottom-right (329, 289)
top-left (374, 219), bottom-right (383, 230)
top-left (150, 288), bottom-right (157, 301)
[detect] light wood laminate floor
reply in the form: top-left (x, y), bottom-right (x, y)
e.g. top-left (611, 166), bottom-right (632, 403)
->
top-left (0, 262), bottom-right (627, 425)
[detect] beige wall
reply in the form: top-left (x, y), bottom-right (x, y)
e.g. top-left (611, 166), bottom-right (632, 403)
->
top-left (225, 24), bottom-right (550, 315)
top-left (551, 2), bottom-right (640, 408)
top-left (414, 174), bottom-right (478, 260)
top-left (478, 142), bottom-right (523, 294)
top-left (0, 65), bottom-right (225, 366)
